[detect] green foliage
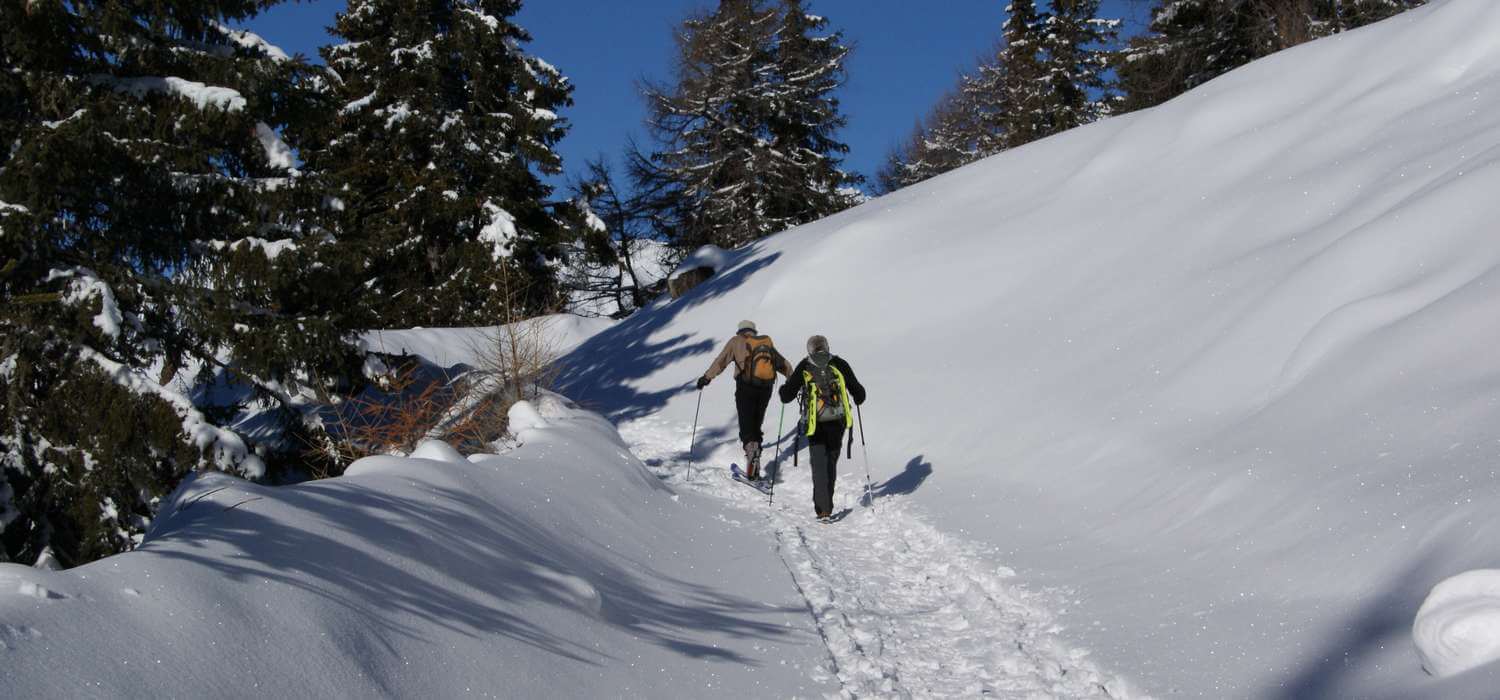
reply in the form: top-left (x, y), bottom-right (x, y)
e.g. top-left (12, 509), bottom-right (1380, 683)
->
top-left (639, 0), bottom-right (861, 251)
top-left (0, 0), bottom-right (362, 566)
top-left (1116, 0), bottom-right (1428, 113)
top-left (304, 0), bottom-right (574, 329)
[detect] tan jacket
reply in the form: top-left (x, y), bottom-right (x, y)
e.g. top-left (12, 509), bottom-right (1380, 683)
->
top-left (703, 333), bottom-right (793, 382)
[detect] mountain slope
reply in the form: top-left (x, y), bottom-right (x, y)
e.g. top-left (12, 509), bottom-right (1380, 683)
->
top-left (559, 1), bottom-right (1500, 695)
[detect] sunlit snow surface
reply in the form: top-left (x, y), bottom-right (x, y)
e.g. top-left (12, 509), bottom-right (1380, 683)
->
top-left (556, 0), bottom-right (1500, 695)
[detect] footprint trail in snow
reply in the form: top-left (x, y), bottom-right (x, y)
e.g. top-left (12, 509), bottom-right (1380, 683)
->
top-left (621, 416), bottom-right (1143, 699)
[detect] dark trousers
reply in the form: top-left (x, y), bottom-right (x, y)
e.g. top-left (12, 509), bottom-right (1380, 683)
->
top-left (734, 381), bottom-right (773, 446)
top-left (807, 421), bottom-right (846, 516)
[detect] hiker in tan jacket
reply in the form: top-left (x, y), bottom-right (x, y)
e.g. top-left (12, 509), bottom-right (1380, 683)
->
top-left (696, 320), bottom-right (792, 479)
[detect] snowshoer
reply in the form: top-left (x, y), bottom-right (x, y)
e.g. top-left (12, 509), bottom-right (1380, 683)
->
top-left (780, 335), bottom-right (866, 521)
top-left (697, 320), bottom-right (792, 479)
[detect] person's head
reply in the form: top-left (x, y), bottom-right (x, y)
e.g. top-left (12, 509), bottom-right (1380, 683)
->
top-left (807, 335), bottom-right (831, 367)
top-left (737, 319), bottom-right (757, 336)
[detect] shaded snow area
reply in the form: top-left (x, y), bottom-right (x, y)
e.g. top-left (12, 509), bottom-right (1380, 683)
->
top-left (0, 396), bottom-right (828, 697)
top-left (552, 1), bottom-right (1500, 696)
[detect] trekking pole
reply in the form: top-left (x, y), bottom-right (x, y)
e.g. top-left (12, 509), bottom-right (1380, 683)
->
top-left (687, 388), bottom-right (703, 480)
top-left (857, 403), bottom-right (875, 512)
top-left (769, 402), bottom-right (786, 507)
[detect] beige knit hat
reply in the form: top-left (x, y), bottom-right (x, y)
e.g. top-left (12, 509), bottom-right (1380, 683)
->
top-left (737, 319), bottom-right (757, 333)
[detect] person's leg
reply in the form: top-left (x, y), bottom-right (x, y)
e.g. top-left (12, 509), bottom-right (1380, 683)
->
top-left (824, 423), bottom-right (844, 513)
top-left (809, 425), bottom-right (843, 516)
top-left (736, 383), bottom-right (771, 477)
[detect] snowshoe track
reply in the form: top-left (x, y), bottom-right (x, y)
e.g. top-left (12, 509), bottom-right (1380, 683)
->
top-left (622, 416), bottom-right (1141, 698)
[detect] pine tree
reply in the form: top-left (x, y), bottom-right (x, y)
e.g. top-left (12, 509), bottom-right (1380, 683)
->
top-left (306, 0), bottom-right (574, 328)
top-left (996, 0), bottom-right (1052, 150)
top-left (641, 0), bottom-right (859, 251)
top-left (0, 0), bottom-right (360, 566)
top-left (1040, 0), bottom-right (1120, 134)
top-left (1116, 0), bottom-right (1426, 113)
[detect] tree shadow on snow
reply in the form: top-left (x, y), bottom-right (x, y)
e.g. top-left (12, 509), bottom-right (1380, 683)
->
top-left (557, 245), bottom-right (781, 424)
top-left (141, 474), bottom-right (797, 686)
top-left (1273, 544), bottom-right (1467, 699)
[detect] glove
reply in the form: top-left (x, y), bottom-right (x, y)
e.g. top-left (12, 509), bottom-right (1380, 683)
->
top-left (779, 385), bottom-right (796, 403)
top-left (696, 376), bottom-right (710, 390)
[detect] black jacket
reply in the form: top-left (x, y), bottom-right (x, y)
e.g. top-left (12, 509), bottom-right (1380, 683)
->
top-left (779, 355), bottom-right (866, 407)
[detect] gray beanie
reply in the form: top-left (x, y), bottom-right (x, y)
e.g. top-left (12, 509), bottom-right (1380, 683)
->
top-left (807, 335), bottom-right (831, 365)
top-left (737, 319), bottom-right (757, 333)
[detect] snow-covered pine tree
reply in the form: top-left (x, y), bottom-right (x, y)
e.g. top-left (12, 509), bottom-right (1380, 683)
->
top-left (1039, 0), bottom-right (1120, 134)
top-left (641, 0), bottom-right (859, 251)
top-left (763, 1), bottom-right (863, 222)
top-left (0, 1), bottom-right (360, 566)
top-left (996, 0), bottom-right (1052, 151)
top-left (307, 0), bottom-right (573, 328)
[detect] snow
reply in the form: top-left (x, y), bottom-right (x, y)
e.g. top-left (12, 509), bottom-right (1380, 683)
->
top-left (209, 236), bottom-right (300, 260)
top-left (477, 200), bottom-right (518, 260)
top-left (667, 244), bottom-right (728, 281)
top-left (253, 122), bottom-right (296, 172)
top-left (549, 1), bottom-right (1500, 695)
top-left (48, 267), bottom-right (125, 338)
top-left (1414, 570), bottom-right (1500, 677)
top-left (110, 77), bottom-right (246, 113)
top-left (78, 348), bottom-right (266, 479)
top-left (0, 395), bottom-right (827, 697)
top-left (11, 1), bottom-right (1500, 696)
top-left (341, 91), bottom-right (376, 114)
top-left (216, 24), bottom-right (290, 62)
top-left (362, 314), bottom-right (613, 369)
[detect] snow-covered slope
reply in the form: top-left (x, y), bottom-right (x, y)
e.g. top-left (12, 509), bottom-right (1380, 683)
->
top-left (558, 1), bottom-right (1500, 695)
top-left (0, 396), bottom-right (828, 696)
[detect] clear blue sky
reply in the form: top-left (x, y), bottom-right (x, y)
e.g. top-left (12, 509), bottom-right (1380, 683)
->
top-left (242, 1), bottom-right (1147, 191)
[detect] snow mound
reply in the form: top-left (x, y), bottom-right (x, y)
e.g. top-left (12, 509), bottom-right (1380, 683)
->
top-left (0, 395), bottom-right (825, 697)
top-left (1415, 570), bottom-right (1500, 677)
top-left (668, 244), bottom-right (728, 280)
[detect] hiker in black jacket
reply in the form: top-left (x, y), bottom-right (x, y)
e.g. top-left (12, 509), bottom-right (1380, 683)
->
top-left (780, 335), bottom-right (866, 520)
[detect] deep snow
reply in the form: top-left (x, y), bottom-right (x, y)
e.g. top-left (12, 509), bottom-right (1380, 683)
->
top-left (8, 0), bottom-right (1500, 696)
top-left (0, 395), bottom-right (829, 697)
top-left (555, 0), bottom-right (1500, 695)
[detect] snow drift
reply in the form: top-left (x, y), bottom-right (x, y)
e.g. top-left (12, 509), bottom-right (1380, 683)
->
top-left (0, 394), bottom-right (828, 697)
top-left (557, 0), bottom-right (1500, 695)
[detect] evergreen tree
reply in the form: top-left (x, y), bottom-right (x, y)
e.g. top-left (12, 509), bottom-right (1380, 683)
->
top-left (641, 0), bottom-right (859, 251)
top-left (996, 0), bottom-right (1052, 150)
top-left (1040, 0), bottom-right (1120, 134)
top-left (0, 1), bottom-right (360, 566)
top-left (1117, 0), bottom-right (1426, 113)
top-left (306, 0), bottom-right (573, 328)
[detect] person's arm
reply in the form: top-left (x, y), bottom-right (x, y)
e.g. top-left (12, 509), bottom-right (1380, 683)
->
top-left (779, 359), bottom-right (807, 403)
top-left (775, 347), bottom-right (794, 377)
top-left (833, 356), bottom-right (866, 405)
top-left (702, 337), bottom-right (738, 382)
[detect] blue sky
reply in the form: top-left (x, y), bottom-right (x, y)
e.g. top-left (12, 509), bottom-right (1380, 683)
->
top-left (243, 1), bottom-right (1148, 191)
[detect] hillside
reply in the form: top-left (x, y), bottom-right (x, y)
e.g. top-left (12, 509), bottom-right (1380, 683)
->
top-left (557, 0), bottom-right (1500, 695)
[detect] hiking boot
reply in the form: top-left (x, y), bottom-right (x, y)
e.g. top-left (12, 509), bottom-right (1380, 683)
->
top-left (744, 442), bottom-right (761, 479)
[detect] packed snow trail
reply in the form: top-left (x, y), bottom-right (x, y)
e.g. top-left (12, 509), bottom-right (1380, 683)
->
top-left (621, 415), bottom-right (1140, 698)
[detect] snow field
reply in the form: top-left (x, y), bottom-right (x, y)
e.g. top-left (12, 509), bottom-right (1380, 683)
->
top-left (620, 415), bottom-right (1142, 698)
